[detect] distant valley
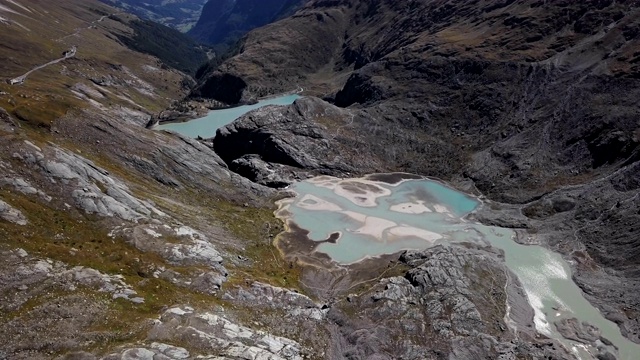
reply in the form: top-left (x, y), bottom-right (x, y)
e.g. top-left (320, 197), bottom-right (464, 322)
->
top-left (99, 0), bottom-right (208, 31)
top-left (188, 0), bottom-right (307, 49)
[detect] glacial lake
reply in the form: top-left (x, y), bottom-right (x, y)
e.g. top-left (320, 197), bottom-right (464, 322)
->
top-left (157, 94), bottom-right (300, 138)
top-left (276, 174), bottom-right (639, 359)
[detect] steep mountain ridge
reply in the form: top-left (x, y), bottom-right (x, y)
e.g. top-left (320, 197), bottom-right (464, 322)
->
top-left (195, 0), bottom-right (640, 100)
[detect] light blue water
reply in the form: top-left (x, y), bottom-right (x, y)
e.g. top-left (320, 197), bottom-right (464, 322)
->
top-left (288, 179), bottom-right (479, 263)
top-left (276, 175), bottom-right (639, 359)
top-left (391, 180), bottom-right (479, 216)
top-left (158, 94), bottom-right (300, 138)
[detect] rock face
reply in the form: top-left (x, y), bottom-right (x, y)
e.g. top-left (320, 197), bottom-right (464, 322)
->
top-left (188, 0), bottom-right (306, 49)
top-left (10, 142), bottom-right (165, 221)
top-left (214, 97), bottom-right (363, 178)
top-left (205, 0), bottom-right (640, 344)
top-left (319, 245), bottom-right (571, 359)
top-left (0, 200), bottom-right (27, 226)
top-left (147, 306), bottom-right (305, 359)
top-left (230, 154), bottom-right (295, 188)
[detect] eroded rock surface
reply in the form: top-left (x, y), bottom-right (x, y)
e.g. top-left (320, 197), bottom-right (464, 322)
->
top-left (0, 177), bottom-right (51, 202)
top-left (0, 200), bottom-right (27, 225)
top-left (10, 142), bottom-right (165, 221)
top-left (148, 307), bottom-right (305, 360)
top-left (215, 97), bottom-right (360, 179)
top-left (321, 245), bottom-right (570, 359)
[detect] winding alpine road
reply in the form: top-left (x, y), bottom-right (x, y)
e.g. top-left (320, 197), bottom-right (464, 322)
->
top-left (9, 46), bottom-right (76, 85)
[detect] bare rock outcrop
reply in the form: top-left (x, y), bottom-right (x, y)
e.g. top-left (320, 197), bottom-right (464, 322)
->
top-left (214, 97), bottom-right (371, 182)
top-left (147, 307), bottom-right (305, 360)
top-left (320, 245), bottom-right (570, 359)
top-left (0, 200), bottom-right (27, 225)
top-left (202, 0), bottom-right (640, 344)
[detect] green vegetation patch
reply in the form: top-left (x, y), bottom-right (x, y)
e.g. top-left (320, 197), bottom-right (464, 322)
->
top-left (198, 198), bottom-right (304, 292)
top-left (0, 187), bottom-right (219, 307)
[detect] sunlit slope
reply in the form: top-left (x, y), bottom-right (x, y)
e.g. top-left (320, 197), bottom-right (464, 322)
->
top-left (0, 0), bottom-right (188, 127)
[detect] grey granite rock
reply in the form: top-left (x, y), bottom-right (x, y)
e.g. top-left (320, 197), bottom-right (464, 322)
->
top-left (0, 199), bottom-right (27, 225)
top-left (230, 154), bottom-right (294, 188)
top-left (190, 271), bottom-right (226, 294)
top-left (10, 143), bottom-right (166, 221)
top-left (120, 348), bottom-right (155, 360)
top-left (147, 307), bottom-right (304, 359)
top-left (317, 245), bottom-right (572, 359)
top-left (555, 318), bottom-right (601, 344)
top-left (0, 176), bottom-right (51, 201)
top-left (214, 97), bottom-right (361, 184)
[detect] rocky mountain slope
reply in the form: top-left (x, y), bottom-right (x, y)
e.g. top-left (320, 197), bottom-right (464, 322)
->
top-left (3, 0), bottom-right (640, 359)
top-left (0, 1), bottom-right (310, 358)
top-left (188, 0), bottom-right (307, 50)
top-left (201, 0), bottom-right (640, 350)
top-left (99, 0), bottom-right (208, 31)
top-left (1, 1), bottom-right (563, 359)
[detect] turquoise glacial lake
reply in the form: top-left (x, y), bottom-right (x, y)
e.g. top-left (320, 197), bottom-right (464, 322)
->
top-left (157, 94), bottom-right (300, 138)
top-left (276, 174), bottom-right (639, 359)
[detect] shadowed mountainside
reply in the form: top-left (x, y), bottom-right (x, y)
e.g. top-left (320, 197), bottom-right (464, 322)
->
top-left (110, 16), bottom-right (209, 75)
top-left (188, 0), bottom-right (307, 50)
top-left (99, 0), bottom-right (208, 31)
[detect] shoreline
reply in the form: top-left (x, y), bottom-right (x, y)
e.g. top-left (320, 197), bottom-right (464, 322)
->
top-left (272, 172), bottom-right (482, 265)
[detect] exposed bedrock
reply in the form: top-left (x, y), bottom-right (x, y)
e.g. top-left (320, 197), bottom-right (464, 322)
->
top-left (230, 154), bottom-right (297, 188)
top-left (188, 0), bottom-right (307, 49)
top-left (212, 74), bottom-right (640, 346)
top-left (214, 97), bottom-right (364, 179)
top-left (314, 244), bottom-right (572, 359)
top-left (335, 56), bottom-right (640, 202)
top-left (518, 161), bottom-right (640, 343)
top-left (211, 46), bottom-right (640, 336)
top-left (0, 200), bottom-right (28, 226)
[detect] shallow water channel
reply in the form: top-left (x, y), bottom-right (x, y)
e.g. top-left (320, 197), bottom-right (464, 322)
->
top-left (157, 94), bottom-right (300, 138)
top-left (276, 174), bottom-right (639, 359)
